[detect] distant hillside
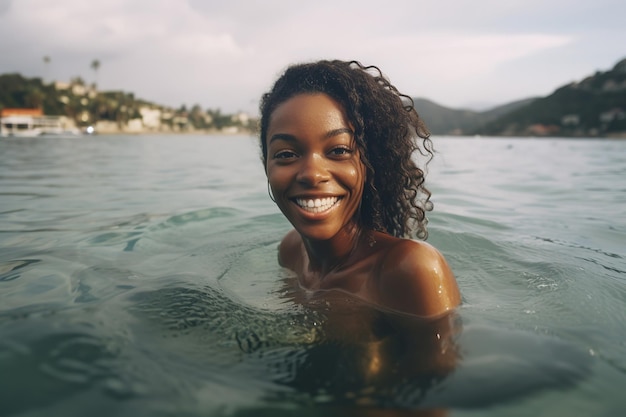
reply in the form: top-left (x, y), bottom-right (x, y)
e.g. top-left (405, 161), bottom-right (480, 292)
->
top-left (413, 97), bottom-right (537, 135)
top-left (475, 57), bottom-right (626, 137)
top-left (0, 73), bottom-right (256, 134)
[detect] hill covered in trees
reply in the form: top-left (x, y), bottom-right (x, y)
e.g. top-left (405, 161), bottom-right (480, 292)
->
top-left (415, 57), bottom-right (626, 137)
top-left (475, 58), bottom-right (626, 137)
top-left (0, 74), bottom-right (255, 134)
top-left (3, 57), bottom-right (625, 137)
top-left (413, 97), bottom-right (537, 135)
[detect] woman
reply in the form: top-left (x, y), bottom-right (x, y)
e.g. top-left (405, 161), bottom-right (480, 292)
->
top-left (260, 59), bottom-right (460, 319)
top-left (258, 61), bottom-right (461, 414)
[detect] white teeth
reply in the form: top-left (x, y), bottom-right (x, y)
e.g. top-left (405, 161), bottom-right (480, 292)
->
top-left (295, 197), bottom-right (339, 213)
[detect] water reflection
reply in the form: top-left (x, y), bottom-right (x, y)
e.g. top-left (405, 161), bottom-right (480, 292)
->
top-left (272, 283), bottom-right (460, 411)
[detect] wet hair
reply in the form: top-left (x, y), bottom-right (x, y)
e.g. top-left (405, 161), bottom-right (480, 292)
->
top-left (259, 60), bottom-right (433, 240)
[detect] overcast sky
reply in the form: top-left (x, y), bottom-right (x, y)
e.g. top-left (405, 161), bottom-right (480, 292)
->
top-left (1, 0), bottom-right (624, 114)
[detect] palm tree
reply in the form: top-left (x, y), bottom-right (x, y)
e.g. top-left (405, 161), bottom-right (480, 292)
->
top-left (91, 59), bottom-right (100, 89)
top-left (43, 55), bottom-right (51, 83)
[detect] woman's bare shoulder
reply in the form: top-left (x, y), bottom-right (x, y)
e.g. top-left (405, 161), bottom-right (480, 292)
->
top-left (375, 238), bottom-right (461, 318)
top-left (278, 229), bottom-right (303, 270)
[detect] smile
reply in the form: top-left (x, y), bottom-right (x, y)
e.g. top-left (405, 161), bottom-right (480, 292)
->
top-left (294, 196), bottom-right (341, 213)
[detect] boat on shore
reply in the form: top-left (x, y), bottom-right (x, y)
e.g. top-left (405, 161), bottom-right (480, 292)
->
top-left (0, 108), bottom-right (81, 137)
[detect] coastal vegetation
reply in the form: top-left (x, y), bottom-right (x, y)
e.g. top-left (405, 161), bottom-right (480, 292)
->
top-left (1, 57), bottom-right (624, 137)
top-left (412, 97), bottom-right (537, 136)
top-left (0, 73), bottom-right (257, 134)
top-left (416, 57), bottom-right (626, 137)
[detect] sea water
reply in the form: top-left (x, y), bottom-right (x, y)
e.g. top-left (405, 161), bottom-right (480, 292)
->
top-left (0, 135), bottom-right (624, 416)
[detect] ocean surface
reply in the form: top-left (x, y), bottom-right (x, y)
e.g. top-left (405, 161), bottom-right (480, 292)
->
top-left (0, 134), bottom-right (624, 416)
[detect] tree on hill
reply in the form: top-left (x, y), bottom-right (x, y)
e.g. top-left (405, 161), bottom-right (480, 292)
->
top-left (91, 59), bottom-right (100, 88)
top-left (43, 56), bottom-right (50, 83)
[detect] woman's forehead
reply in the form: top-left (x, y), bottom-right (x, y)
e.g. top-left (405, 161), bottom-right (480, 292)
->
top-left (268, 93), bottom-right (351, 131)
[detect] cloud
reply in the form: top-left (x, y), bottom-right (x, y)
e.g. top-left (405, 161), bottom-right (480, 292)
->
top-left (1, 0), bottom-right (244, 56)
top-left (0, 0), bottom-right (623, 112)
top-left (0, 0), bottom-right (11, 15)
top-left (370, 33), bottom-right (573, 78)
top-left (0, 0), bottom-right (253, 108)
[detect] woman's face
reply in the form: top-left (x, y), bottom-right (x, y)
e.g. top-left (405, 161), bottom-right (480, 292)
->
top-left (265, 93), bottom-right (366, 241)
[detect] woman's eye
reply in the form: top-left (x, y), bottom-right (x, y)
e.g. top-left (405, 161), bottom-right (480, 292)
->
top-left (329, 147), bottom-right (353, 157)
top-left (274, 150), bottom-right (297, 159)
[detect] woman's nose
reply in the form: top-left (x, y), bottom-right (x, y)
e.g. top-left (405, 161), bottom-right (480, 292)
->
top-left (296, 154), bottom-right (330, 186)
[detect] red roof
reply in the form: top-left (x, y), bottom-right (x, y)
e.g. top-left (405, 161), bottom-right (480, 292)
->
top-left (1, 108), bottom-right (43, 117)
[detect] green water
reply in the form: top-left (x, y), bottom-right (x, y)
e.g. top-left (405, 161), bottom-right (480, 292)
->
top-left (0, 135), bottom-right (624, 416)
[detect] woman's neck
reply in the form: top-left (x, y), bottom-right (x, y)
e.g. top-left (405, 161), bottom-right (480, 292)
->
top-left (302, 223), bottom-right (365, 276)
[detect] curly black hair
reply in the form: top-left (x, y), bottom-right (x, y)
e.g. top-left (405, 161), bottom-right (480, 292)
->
top-left (259, 60), bottom-right (434, 240)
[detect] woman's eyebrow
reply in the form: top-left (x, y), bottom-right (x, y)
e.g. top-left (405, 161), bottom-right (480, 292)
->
top-left (268, 133), bottom-right (297, 144)
top-left (269, 127), bottom-right (353, 144)
top-left (324, 127), bottom-right (353, 139)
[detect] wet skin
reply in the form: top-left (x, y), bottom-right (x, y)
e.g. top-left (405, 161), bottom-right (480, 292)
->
top-left (265, 93), bottom-right (461, 319)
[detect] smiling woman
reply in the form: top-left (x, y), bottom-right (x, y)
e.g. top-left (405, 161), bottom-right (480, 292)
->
top-left (259, 60), bottom-right (461, 319)
top-left (266, 94), bottom-right (365, 244)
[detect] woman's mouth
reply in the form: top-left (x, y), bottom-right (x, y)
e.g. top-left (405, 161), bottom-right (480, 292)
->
top-left (294, 196), bottom-right (341, 213)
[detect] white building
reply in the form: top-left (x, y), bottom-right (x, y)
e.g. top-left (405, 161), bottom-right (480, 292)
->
top-left (139, 107), bottom-right (162, 130)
